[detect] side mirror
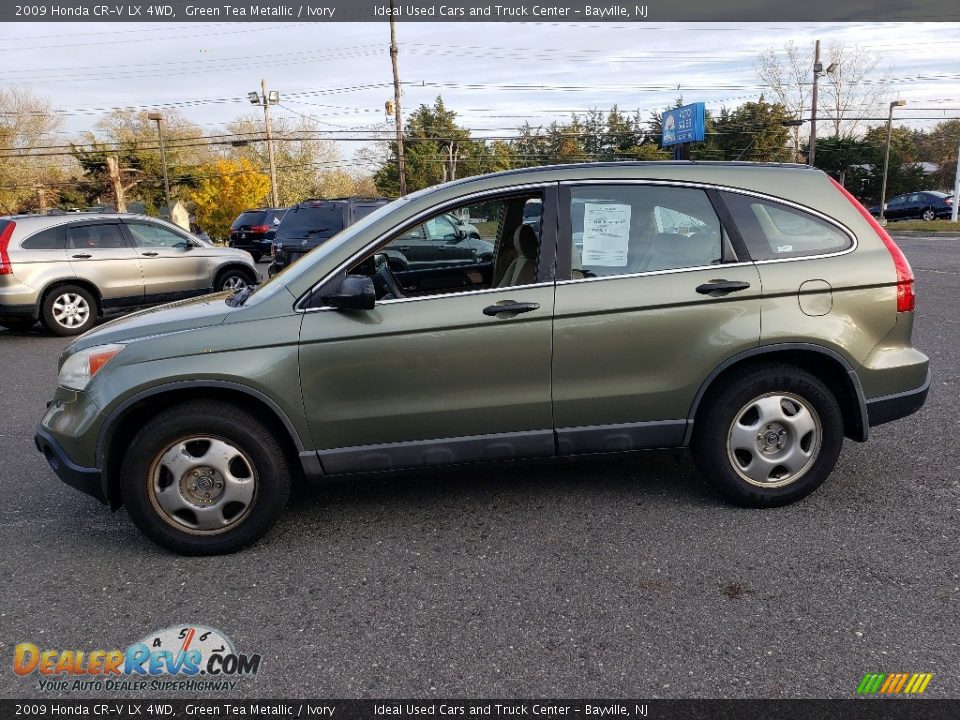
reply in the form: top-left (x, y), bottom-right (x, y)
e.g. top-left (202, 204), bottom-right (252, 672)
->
top-left (322, 275), bottom-right (375, 311)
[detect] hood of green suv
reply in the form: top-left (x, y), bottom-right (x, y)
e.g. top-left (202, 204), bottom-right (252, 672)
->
top-left (66, 293), bottom-right (234, 352)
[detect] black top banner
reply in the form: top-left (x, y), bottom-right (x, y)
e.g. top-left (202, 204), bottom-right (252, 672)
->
top-left (2, 0), bottom-right (960, 22)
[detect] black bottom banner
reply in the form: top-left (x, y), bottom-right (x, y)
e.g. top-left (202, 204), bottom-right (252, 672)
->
top-left (2, 700), bottom-right (959, 720)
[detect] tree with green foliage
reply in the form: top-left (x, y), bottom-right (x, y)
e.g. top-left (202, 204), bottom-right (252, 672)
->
top-left (70, 109), bottom-right (208, 213)
top-left (375, 97), bottom-right (518, 194)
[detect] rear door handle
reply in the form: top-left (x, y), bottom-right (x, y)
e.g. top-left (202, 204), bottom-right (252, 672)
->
top-left (695, 280), bottom-right (751, 295)
top-left (141, 251), bottom-right (159, 257)
top-left (483, 301), bottom-right (540, 317)
top-left (71, 253), bottom-right (92, 259)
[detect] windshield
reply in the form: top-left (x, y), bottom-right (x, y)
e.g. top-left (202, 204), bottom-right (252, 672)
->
top-left (277, 205), bottom-right (346, 238)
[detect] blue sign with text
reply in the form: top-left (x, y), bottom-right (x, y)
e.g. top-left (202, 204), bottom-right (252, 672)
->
top-left (661, 102), bottom-right (706, 147)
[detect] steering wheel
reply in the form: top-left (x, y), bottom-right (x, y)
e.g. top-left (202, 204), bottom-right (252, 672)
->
top-left (374, 253), bottom-right (404, 299)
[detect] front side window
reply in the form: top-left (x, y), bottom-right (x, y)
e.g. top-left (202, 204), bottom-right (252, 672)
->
top-left (721, 192), bottom-right (852, 261)
top-left (348, 192), bottom-right (543, 302)
top-left (126, 222), bottom-right (190, 248)
top-left (568, 185), bottom-right (723, 279)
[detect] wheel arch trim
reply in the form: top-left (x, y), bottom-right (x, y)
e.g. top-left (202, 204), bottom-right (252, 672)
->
top-left (95, 380), bottom-right (309, 506)
top-left (684, 342), bottom-right (869, 445)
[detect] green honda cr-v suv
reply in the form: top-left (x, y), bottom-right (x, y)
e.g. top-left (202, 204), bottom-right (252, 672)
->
top-left (35, 162), bottom-right (930, 555)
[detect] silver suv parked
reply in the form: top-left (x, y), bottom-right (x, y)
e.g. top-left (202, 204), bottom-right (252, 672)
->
top-left (0, 213), bottom-right (258, 336)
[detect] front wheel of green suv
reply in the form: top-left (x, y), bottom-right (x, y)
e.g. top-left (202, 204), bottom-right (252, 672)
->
top-left (121, 400), bottom-right (291, 555)
top-left (691, 364), bottom-right (843, 507)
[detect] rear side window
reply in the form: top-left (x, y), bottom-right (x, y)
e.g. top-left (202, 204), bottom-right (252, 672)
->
top-left (568, 184), bottom-right (723, 278)
top-left (722, 192), bottom-right (852, 260)
top-left (66, 224), bottom-right (127, 250)
top-left (21, 226), bottom-right (65, 250)
top-left (278, 205), bottom-right (346, 238)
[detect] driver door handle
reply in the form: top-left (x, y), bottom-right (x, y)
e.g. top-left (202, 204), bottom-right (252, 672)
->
top-left (695, 280), bottom-right (751, 295)
top-left (141, 251), bottom-right (159, 257)
top-left (71, 253), bottom-right (92, 259)
top-left (483, 301), bottom-right (540, 317)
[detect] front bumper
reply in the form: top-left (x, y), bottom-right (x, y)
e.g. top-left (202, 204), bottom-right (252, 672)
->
top-left (865, 369), bottom-right (931, 427)
top-left (35, 425), bottom-right (106, 504)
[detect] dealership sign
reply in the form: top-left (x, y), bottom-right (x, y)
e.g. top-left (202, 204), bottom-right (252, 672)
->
top-left (661, 102), bottom-right (706, 147)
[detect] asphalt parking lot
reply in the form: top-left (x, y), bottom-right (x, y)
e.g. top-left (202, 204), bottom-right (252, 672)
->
top-left (1, 239), bottom-right (957, 699)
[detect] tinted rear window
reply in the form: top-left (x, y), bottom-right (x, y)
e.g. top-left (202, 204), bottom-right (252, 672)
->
top-left (232, 211), bottom-right (268, 229)
top-left (278, 205), bottom-right (346, 238)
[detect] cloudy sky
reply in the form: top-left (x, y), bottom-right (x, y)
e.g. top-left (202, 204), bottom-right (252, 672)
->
top-left (3, 20), bottom-right (959, 168)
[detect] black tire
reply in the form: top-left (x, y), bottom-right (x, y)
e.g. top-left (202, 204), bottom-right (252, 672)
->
top-left (121, 400), bottom-right (291, 555)
top-left (691, 363), bottom-right (843, 508)
top-left (0, 318), bottom-right (36, 332)
top-left (215, 268), bottom-right (255, 293)
top-left (41, 284), bottom-right (97, 336)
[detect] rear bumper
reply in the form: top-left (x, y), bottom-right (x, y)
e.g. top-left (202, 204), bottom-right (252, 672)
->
top-left (34, 425), bottom-right (106, 504)
top-left (865, 369), bottom-right (931, 427)
top-left (0, 302), bottom-right (39, 320)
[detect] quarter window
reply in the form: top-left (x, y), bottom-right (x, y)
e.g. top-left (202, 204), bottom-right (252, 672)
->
top-left (568, 185), bottom-right (723, 279)
top-left (721, 192), bottom-right (852, 260)
top-left (21, 226), bottom-right (65, 250)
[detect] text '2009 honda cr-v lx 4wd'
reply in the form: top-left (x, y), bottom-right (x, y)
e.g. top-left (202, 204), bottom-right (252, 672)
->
top-left (35, 162), bottom-right (929, 555)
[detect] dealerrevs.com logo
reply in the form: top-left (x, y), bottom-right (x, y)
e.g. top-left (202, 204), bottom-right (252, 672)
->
top-left (13, 625), bottom-right (261, 693)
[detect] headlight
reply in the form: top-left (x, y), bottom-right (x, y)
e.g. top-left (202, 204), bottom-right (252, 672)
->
top-left (59, 344), bottom-right (125, 391)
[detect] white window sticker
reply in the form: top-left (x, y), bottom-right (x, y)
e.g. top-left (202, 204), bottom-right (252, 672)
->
top-left (581, 203), bottom-right (632, 267)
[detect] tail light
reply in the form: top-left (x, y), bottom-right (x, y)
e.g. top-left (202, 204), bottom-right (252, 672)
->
top-left (830, 178), bottom-right (915, 313)
top-left (944, 197), bottom-right (953, 205)
top-left (249, 225), bottom-right (270, 233)
top-left (0, 221), bottom-right (15, 276)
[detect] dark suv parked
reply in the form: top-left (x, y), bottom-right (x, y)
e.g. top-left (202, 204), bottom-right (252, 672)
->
top-left (268, 198), bottom-right (389, 276)
top-left (228, 208), bottom-right (287, 262)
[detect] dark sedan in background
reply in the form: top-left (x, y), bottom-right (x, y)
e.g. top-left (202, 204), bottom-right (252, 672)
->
top-left (870, 191), bottom-right (954, 221)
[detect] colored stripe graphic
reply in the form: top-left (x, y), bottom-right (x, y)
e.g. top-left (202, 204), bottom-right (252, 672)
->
top-left (858, 672), bottom-right (933, 695)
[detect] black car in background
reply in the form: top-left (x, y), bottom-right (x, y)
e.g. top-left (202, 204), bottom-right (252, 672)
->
top-left (268, 197), bottom-right (389, 275)
top-left (228, 208), bottom-right (287, 262)
top-left (869, 191), bottom-right (954, 221)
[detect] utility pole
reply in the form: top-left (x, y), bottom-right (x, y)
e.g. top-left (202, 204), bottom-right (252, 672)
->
top-left (389, 1), bottom-right (407, 196)
top-left (808, 39), bottom-right (821, 167)
top-left (147, 112), bottom-right (172, 212)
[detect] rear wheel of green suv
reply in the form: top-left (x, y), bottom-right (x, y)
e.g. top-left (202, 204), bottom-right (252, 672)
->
top-left (121, 400), bottom-right (291, 555)
top-left (691, 364), bottom-right (843, 507)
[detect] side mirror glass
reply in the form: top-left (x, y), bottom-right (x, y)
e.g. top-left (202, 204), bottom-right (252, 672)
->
top-left (323, 275), bottom-right (375, 311)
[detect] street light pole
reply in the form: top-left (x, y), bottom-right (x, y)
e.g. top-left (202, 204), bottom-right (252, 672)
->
top-left (951, 137), bottom-right (960, 223)
top-left (809, 40), bottom-right (821, 166)
top-left (147, 112), bottom-right (171, 212)
top-left (879, 100), bottom-right (906, 225)
top-left (249, 82), bottom-right (280, 207)
top-left (261, 79), bottom-right (279, 208)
